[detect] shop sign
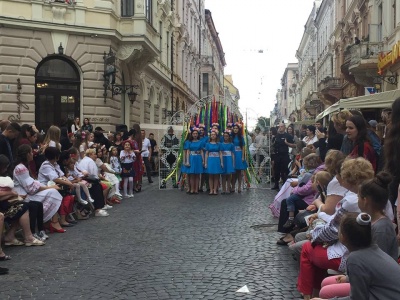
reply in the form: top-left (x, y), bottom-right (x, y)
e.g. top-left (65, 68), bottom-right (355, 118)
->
top-left (378, 41), bottom-right (400, 72)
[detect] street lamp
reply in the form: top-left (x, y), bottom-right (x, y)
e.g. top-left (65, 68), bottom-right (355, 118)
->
top-left (103, 47), bottom-right (140, 103)
top-left (58, 43), bottom-right (64, 55)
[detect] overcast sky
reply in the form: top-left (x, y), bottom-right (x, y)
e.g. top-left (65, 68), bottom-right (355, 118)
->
top-left (205, 0), bottom-right (316, 127)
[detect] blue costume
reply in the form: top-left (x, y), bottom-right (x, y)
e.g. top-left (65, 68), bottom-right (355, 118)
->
top-left (220, 143), bottom-right (235, 174)
top-left (205, 143), bottom-right (223, 174)
top-left (181, 140), bottom-right (190, 174)
top-left (232, 135), bottom-right (248, 170)
top-left (188, 140), bottom-right (204, 174)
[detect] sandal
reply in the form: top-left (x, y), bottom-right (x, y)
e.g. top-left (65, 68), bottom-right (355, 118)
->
top-left (4, 239), bottom-right (24, 246)
top-left (0, 255), bottom-right (11, 261)
top-left (24, 238), bottom-right (45, 247)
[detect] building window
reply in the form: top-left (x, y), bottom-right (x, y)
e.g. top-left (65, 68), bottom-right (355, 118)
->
top-left (121, 0), bottom-right (134, 17)
top-left (146, 0), bottom-right (152, 24)
top-left (202, 73), bottom-right (209, 94)
top-left (167, 31), bottom-right (170, 68)
top-left (159, 21), bottom-right (163, 53)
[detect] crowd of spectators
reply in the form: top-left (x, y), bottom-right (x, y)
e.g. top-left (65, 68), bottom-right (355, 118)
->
top-left (268, 98), bottom-right (400, 299)
top-left (0, 119), bottom-right (156, 275)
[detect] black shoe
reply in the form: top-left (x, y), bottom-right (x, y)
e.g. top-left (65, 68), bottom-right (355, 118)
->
top-left (0, 267), bottom-right (9, 275)
top-left (270, 186), bottom-right (279, 190)
top-left (283, 219), bottom-right (294, 229)
top-left (148, 180), bottom-right (154, 183)
top-left (276, 238), bottom-right (290, 246)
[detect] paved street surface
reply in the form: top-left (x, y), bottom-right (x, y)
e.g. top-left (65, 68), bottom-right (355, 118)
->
top-left (0, 184), bottom-right (300, 299)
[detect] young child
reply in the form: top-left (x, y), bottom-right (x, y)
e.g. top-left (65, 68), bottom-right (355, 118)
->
top-left (109, 146), bottom-right (122, 180)
top-left (317, 171), bottom-right (398, 299)
top-left (220, 131), bottom-right (235, 194)
top-left (120, 140), bottom-right (136, 198)
top-left (204, 129), bottom-right (223, 195)
top-left (65, 160), bottom-right (93, 205)
top-left (312, 212), bottom-right (400, 300)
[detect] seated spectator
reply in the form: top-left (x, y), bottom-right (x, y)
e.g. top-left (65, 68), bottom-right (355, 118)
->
top-left (95, 146), bottom-right (122, 204)
top-left (313, 213), bottom-right (400, 300)
top-left (78, 149), bottom-right (109, 217)
top-left (0, 155), bottom-right (47, 242)
top-left (312, 150), bottom-right (348, 215)
top-left (13, 145), bottom-right (63, 231)
top-left (277, 154), bottom-right (324, 245)
top-left (38, 147), bottom-right (76, 229)
top-left (269, 147), bottom-right (314, 218)
top-left (297, 157), bottom-right (375, 299)
top-left (318, 172), bottom-right (398, 299)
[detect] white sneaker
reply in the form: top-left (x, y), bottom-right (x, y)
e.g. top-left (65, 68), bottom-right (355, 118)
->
top-left (88, 197), bottom-right (95, 203)
top-left (78, 198), bottom-right (89, 205)
top-left (103, 204), bottom-right (113, 210)
top-left (33, 233), bottom-right (46, 242)
top-left (128, 194), bottom-right (134, 198)
top-left (115, 192), bottom-right (123, 198)
top-left (95, 210), bottom-right (109, 217)
top-left (38, 230), bottom-right (49, 240)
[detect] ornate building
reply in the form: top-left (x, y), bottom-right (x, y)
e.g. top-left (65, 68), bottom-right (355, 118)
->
top-left (296, 0), bottom-right (322, 120)
top-left (278, 63), bottom-right (299, 122)
top-left (201, 9), bottom-right (226, 103)
top-left (0, 0), bottom-right (229, 132)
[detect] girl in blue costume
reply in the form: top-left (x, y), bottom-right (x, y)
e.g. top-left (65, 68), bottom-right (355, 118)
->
top-left (186, 128), bottom-right (204, 194)
top-left (205, 129), bottom-right (223, 195)
top-left (231, 123), bottom-right (248, 193)
top-left (220, 131), bottom-right (235, 194)
top-left (181, 132), bottom-right (191, 193)
top-left (198, 124), bottom-right (208, 192)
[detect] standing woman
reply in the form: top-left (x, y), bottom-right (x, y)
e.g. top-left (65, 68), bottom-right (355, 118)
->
top-left (186, 128), bottom-right (204, 194)
top-left (81, 118), bottom-right (93, 133)
top-left (129, 126), bottom-right (143, 192)
top-left (71, 117), bottom-right (80, 134)
top-left (384, 97), bottom-right (400, 208)
top-left (231, 123), bottom-right (248, 193)
top-left (204, 130), bottom-right (223, 195)
top-left (113, 131), bottom-right (124, 153)
top-left (220, 131), bottom-right (235, 194)
top-left (346, 115), bottom-right (376, 171)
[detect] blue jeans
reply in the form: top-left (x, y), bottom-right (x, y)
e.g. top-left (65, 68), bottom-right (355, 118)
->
top-left (286, 194), bottom-right (304, 212)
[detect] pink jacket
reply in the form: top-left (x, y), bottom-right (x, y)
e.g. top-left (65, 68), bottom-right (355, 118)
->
top-left (291, 164), bottom-right (325, 205)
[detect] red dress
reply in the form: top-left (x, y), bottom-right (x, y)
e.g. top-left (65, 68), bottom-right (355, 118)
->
top-left (132, 140), bottom-right (143, 181)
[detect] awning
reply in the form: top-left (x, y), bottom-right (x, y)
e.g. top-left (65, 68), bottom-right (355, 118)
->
top-left (316, 102), bottom-right (340, 120)
top-left (316, 89), bottom-right (400, 120)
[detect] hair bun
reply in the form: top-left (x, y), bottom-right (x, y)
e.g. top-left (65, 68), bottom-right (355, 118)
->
top-left (375, 171), bottom-right (392, 189)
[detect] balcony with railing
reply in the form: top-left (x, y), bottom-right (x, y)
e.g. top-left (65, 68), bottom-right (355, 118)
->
top-left (349, 42), bottom-right (382, 70)
top-left (317, 77), bottom-right (343, 105)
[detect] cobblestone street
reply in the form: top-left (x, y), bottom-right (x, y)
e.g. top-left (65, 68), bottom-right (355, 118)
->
top-left (0, 184), bottom-right (301, 299)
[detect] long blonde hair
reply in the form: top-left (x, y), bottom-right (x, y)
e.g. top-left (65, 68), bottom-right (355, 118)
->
top-left (43, 125), bottom-right (61, 150)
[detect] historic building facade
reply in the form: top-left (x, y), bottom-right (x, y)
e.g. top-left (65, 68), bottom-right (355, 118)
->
top-left (277, 63), bottom-right (299, 123)
top-left (296, 0), bottom-right (322, 121)
top-left (200, 9), bottom-right (226, 103)
top-left (0, 0), bottom-right (230, 132)
top-left (271, 0), bottom-right (400, 124)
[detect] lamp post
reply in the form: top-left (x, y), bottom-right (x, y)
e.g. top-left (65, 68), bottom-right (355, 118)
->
top-left (103, 47), bottom-right (140, 103)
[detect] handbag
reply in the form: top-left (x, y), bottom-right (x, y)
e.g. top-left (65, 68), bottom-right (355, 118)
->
top-left (293, 209), bottom-right (316, 230)
top-left (84, 174), bottom-right (100, 183)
